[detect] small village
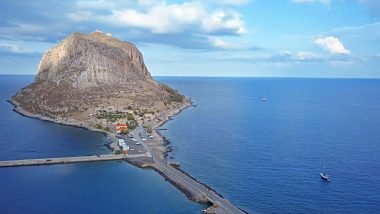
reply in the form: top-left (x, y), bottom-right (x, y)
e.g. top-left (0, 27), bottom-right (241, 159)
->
top-left (89, 106), bottom-right (158, 157)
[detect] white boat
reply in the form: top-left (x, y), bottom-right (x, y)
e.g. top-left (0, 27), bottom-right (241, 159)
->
top-left (261, 93), bottom-right (267, 101)
top-left (320, 155), bottom-right (330, 181)
top-left (320, 172), bottom-right (329, 181)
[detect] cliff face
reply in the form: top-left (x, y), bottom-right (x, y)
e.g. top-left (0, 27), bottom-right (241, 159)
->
top-left (36, 32), bottom-right (151, 89)
top-left (13, 32), bottom-right (185, 122)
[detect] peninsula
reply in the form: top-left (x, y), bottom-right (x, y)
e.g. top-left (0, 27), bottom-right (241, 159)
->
top-left (9, 31), bottom-right (244, 214)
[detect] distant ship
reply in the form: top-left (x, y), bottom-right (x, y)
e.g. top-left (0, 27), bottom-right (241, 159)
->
top-left (320, 155), bottom-right (330, 181)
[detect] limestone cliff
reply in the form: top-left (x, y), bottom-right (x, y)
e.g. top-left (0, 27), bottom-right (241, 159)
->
top-left (13, 32), bottom-right (186, 123)
top-left (36, 32), bottom-right (151, 88)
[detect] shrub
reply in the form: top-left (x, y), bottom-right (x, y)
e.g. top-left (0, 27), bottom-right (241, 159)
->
top-left (127, 113), bottom-right (135, 121)
top-left (128, 121), bottom-right (138, 130)
top-left (144, 125), bottom-right (153, 134)
top-left (120, 130), bottom-right (129, 135)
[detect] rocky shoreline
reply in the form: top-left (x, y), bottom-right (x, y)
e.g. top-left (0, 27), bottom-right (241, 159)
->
top-left (9, 97), bottom-right (242, 213)
top-left (8, 99), bottom-right (106, 134)
top-left (6, 31), bottom-right (245, 213)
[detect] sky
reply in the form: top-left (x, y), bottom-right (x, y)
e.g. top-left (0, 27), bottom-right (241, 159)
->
top-left (0, 0), bottom-right (379, 78)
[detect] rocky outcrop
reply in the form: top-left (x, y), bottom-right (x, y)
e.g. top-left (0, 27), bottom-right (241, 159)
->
top-left (35, 32), bottom-right (151, 89)
top-left (13, 32), bottom-right (185, 122)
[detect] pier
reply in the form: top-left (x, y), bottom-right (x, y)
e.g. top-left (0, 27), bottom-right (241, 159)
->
top-left (0, 154), bottom-right (131, 167)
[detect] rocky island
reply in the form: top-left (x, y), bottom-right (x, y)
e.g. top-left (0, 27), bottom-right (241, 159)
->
top-left (10, 31), bottom-right (244, 214)
top-left (12, 31), bottom-right (186, 127)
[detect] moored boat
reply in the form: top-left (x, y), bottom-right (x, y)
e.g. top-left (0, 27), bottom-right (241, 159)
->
top-left (320, 154), bottom-right (330, 182)
top-left (320, 172), bottom-right (330, 181)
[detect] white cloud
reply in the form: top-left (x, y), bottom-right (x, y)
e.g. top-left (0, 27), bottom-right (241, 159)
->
top-left (315, 36), bottom-right (350, 55)
top-left (291, 0), bottom-right (331, 4)
top-left (105, 2), bottom-right (205, 33)
top-left (209, 0), bottom-right (251, 5)
top-left (75, 0), bottom-right (116, 9)
top-left (0, 0), bottom-right (248, 50)
top-left (202, 10), bottom-right (247, 34)
top-left (208, 36), bottom-right (249, 50)
top-left (294, 51), bottom-right (319, 60)
top-left (79, 2), bottom-right (247, 35)
top-left (209, 37), bottom-right (231, 48)
top-left (278, 51), bottom-right (322, 62)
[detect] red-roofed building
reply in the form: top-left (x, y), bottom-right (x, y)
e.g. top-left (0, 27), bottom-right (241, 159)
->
top-left (116, 123), bottom-right (128, 133)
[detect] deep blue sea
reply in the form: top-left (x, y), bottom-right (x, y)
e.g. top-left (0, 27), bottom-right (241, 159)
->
top-left (0, 75), bottom-right (205, 214)
top-left (1, 76), bottom-right (380, 213)
top-left (156, 77), bottom-right (380, 213)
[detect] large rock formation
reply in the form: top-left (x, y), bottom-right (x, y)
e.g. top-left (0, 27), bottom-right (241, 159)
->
top-left (36, 32), bottom-right (151, 88)
top-left (13, 32), bottom-right (186, 123)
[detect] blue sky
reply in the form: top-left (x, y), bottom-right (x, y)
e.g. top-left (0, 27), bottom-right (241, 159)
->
top-left (0, 0), bottom-right (379, 77)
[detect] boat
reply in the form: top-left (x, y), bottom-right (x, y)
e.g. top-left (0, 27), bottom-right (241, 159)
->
top-left (320, 172), bottom-right (329, 181)
top-left (261, 93), bottom-right (267, 101)
top-left (320, 155), bottom-right (330, 181)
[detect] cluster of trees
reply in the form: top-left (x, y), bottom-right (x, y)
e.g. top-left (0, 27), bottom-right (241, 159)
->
top-left (95, 110), bottom-right (135, 123)
top-left (127, 120), bottom-right (138, 130)
top-left (119, 130), bottom-right (129, 135)
top-left (95, 124), bottom-right (110, 132)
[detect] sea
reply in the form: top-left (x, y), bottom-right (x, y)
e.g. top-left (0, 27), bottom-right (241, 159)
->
top-left (1, 75), bottom-right (380, 213)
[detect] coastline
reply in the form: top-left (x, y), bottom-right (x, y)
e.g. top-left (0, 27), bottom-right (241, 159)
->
top-left (8, 97), bottom-right (245, 213)
top-left (7, 99), bottom-right (109, 136)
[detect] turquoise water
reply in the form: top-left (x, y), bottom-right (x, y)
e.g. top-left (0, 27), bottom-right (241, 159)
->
top-left (0, 75), bottom-right (205, 214)
top-left (157, 77), bottom-right (380, 213)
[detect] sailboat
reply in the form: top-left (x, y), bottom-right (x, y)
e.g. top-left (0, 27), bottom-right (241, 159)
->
top-left (261, 93), bottom-right (267, 101)
top-left (320, 155), bottom-right (330, 181)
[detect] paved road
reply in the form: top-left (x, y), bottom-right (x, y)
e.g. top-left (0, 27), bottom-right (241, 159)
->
top-left (132, 126), bottom-right (244, 214)
top-left (0, 154), bottom-right (126, 167)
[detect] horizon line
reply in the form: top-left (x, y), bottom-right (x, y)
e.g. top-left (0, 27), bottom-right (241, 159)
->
top-left (1, 73), bottom-right (379, 79)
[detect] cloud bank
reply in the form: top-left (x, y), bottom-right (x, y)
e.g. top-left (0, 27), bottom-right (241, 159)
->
top-left (290, 0), bottom-right (331, 4)
top-left (0, 1), bottom-right (248, 51)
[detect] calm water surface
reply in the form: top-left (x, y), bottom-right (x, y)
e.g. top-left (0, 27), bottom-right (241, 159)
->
top-left (1, 75), bottom-right (379, 213)
top-left (0, 75), bottom-right (205, 214)
top-left (157, 77), bottom-right (380, 213)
